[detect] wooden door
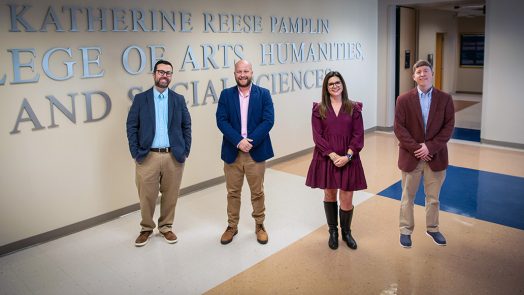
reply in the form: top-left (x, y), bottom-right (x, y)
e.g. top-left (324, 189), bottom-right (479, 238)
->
top-left (435, 33), bottom-right (444, 89)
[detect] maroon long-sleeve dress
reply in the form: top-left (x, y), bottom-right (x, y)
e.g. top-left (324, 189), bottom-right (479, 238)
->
top-left (305, 102), bottom-right (367, 191)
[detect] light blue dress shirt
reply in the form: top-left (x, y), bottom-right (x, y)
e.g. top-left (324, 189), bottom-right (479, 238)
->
top-left (417, 86), bottom-right (432, 133)
top-left (151, 88), bottom-right (170, 148)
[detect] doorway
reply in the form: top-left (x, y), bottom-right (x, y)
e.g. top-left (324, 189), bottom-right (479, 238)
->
top-left (434, 33), bottom-right (444, 89)
top-left (392, 3), bottom-right (485, 142)
top-left (395, 6), bottom-right (416, 99)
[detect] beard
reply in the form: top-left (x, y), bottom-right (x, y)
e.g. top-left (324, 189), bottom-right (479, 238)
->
top-left (235, 76), bottom-right (252, 87)
top-left (155, 77), bottom-right (170, 88)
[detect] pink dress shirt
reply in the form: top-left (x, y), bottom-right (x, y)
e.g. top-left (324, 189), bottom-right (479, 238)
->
top-left (239, 86), bottom-right (251, 139)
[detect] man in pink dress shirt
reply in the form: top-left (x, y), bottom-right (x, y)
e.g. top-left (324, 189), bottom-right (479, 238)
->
top-left (216, 60), bottom-right (275, 245)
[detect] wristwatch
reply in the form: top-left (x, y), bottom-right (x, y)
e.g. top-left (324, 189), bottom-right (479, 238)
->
top-left (346, 154), bottom-right (353, 161)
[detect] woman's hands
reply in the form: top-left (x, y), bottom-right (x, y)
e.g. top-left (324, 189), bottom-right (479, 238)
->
top-left (329, 152), bottom-right (351, 167)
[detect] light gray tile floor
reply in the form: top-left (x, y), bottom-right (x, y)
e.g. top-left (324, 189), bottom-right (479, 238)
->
top-left (0, 169), bottom-right (373, 295)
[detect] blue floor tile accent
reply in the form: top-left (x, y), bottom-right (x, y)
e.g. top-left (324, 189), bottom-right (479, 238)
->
top-left (378, 165), bottom-right (524, 230)
top-left (452, 127), bottom-right (480, 142)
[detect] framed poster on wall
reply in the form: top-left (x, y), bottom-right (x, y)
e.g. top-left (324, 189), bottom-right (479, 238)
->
top-left (460, 34), bottom-right (484, 67)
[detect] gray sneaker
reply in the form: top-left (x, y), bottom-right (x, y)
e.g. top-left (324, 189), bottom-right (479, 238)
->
top-left (400, 234), bottom-right (412, 248)
top-left (426, 231), bottom-right (447, 246)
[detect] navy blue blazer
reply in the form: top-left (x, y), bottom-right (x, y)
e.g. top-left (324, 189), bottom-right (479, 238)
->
top-left (126, 87), bottom-right (192, 163)
top-left (216, 84), bottom-right (275, 164)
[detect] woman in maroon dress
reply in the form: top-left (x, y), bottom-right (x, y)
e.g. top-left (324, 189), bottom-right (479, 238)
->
top-left (306, 71), bottom-right (367, 250)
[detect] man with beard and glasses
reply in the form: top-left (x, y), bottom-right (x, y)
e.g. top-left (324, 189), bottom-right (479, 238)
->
top-left (216, 60), bottom-right (275, 245)
top-left (126, 60), bottom-right (191, 247)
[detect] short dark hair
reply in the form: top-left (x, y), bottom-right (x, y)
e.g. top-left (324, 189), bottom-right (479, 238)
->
top-left (413, 60), bottom-right (432, 73)
top-left (153, 60), bottom-right (173, 72)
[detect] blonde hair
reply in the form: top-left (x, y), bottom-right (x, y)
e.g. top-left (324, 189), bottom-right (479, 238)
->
top-left (412, 60), bottom-right (433, 73)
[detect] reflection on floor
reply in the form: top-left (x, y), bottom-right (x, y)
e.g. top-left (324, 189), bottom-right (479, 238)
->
top-left (453, 93), bottom-right (482, 136)
top-left (208, 196), bottom-right (524, 295)
top-left (1, 132), bottom-right (524, 295)
top-left (379, 165), bottom-right (524, 230)
top-left (453, 99), bottom-right (479, 112)
top-left (452, 127), bottom-right (481, 142)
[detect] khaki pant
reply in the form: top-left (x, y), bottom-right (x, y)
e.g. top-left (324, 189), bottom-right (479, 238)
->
top-left (399, 160), bottom-right (446, 235)
top-left (135, 152), bottom-right (184, 233)
top-left (224, 151), bottom-right (266, 228)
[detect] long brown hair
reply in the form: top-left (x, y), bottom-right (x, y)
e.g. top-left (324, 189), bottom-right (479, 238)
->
top-left (319, 71), bottom-right (353, 119)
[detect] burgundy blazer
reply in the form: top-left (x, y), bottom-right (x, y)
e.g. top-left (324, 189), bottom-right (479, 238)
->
top-left (394, 88), bottom-right (455, 172)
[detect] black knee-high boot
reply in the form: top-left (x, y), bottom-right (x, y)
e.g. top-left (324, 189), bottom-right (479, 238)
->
top-left (323, 202), bottom-right (339, 250)
top-left (339, 207), bottom-right (357, 249)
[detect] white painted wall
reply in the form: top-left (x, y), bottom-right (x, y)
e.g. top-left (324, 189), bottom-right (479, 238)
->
top-left (398, 7), bottom-right (416, 95)
top-left (377, 0), bottom-right (463, 129)
top-left (481, 0), bottom-right (524, 145)
top-left (0, 0), bottom-right (378, 247)
top-left (378, 0), bottom-right (524, 148)
top-left (456, 16), bottom-right (484, 93)
top-left (418, 8), bottom-right (458, 93)
top-left (377, 1), bottom-right (390, 128)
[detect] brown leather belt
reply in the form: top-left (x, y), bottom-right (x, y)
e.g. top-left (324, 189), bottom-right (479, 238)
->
top-left (150, 148), bottom-right (171, 153)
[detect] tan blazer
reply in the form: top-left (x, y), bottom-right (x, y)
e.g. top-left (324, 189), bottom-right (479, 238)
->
top-left (394, 88), bottom-right (455, 172)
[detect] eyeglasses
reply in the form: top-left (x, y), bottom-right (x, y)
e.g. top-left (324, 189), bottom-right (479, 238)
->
top-left (156, 70), bottom-right (173, 76)
top-left (328, 81), bottom-right (342, 88)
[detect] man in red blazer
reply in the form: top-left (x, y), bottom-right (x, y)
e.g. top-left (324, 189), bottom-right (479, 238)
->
top-left (394, 60), bottom-right (455, 248)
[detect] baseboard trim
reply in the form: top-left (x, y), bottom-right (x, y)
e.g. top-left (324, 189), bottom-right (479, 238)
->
top-left (481, 138), bottom-right (524, 150)
top-left (0, 203), bottom-right (140, 257)
top-left (2, 127), bottom-right (391, 256)
top-left (0, 148), bottom-right (316, 256)
top-left (455, 91), bottom-right (482, 95)
top-left (267, 148), bottom-right (313, 168)
top-left (0, 174), bottom-right (233, 257)
top-left (375, 126), bottom-right (393, 132)
top-left (179, 175), bottom-right (225, 196)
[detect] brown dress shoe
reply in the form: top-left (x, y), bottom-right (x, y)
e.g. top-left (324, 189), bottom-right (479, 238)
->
top-left (220, 226), bottom-right (238, 245)
top-left (160, 231), bottom-right (178, 244)
top-left (135, 231), bottom-right (153, 247)
top-left (256, 224), bottom-right (268, 244)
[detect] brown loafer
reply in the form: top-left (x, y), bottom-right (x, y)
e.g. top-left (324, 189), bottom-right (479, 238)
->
top-left (160, 231), bottom-right (178, 244)
top-left (220, 226), bottom-right (238, 245)
top-left (135, 231), bottom-right (153, 247)
top-left (256, 224), bottom-right (268, 244)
